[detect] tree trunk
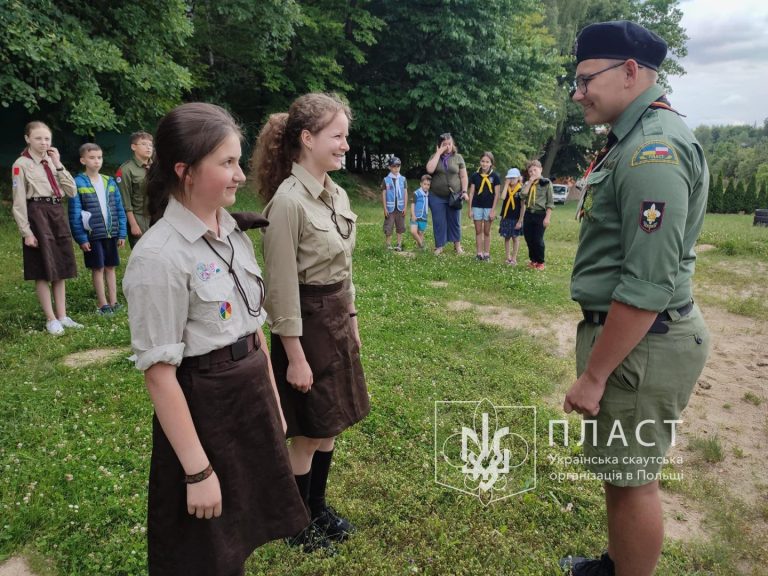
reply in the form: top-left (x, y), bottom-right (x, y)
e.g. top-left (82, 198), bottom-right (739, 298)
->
top-left (542, 126), bottom-right (563, 178)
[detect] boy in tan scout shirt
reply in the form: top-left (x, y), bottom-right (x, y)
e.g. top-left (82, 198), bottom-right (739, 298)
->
top-left (116, 131), bottom-right (153, 247)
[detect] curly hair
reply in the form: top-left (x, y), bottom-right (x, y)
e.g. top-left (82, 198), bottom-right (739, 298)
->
top-left (251, 93), bottom-right (352, 202)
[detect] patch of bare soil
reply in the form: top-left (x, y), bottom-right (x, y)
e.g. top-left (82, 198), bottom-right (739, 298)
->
top-left (447, 301), bottom-right (580, 357)
top-left (695, 244), bottom-right (716, 252)
top-left (668, 306), bottom-right (768, 501)
top-left (430, 281), bottom-right (449, 289)
top-left (62, 347), bottom-right (128, 368)
top-left (661, 491), bottom-right (707, 542)
top-left (0, 557), bottom-right (36, 576)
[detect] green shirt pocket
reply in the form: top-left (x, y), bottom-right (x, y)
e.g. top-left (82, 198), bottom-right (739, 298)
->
top-left (583, 169), bottom-right (613, 222)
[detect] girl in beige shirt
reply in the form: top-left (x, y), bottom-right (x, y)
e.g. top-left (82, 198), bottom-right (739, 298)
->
top-left (11, 121), bottom-right (82, 335)
top-left (253, 93), bottom-right (370, 551)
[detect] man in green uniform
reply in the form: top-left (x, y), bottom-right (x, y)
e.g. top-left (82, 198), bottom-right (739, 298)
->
top-left (116, 131), bottom-right (153, 247)
top-left (562, 21), bottom-right (710, 576)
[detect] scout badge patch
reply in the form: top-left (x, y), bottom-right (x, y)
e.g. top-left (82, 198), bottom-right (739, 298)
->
top-left (13, 166), bottom-right (20, 189)
top-left (196, 262), bottom-right (220, 281)
top-left (631, 141), bottom-right (679, 166)
top-left (640, 201), bottom-right (665, 233)
top-left (219, 301), bottom-right (232, 320)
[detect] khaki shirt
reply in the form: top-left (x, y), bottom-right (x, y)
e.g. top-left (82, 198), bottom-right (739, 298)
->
top-left (571, 85), bottom-right (709, 313)
top-left (520, 178), bottom-right (555, 213)
top-left (261, 163), bottom-right (357, 337)
top-left (11, 152), bottom-right (76, 237)
top-left (117, 156), bottom-right (150, 233)
top-left (123, 197), bottom-right (267, 371)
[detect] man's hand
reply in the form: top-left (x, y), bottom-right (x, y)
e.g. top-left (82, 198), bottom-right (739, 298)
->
top-left (563, 370), bottom-right (606, 417)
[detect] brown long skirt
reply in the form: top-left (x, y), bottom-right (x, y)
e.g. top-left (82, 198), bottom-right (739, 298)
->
top-left (271, 282), bottom-right (370, 439)
top-left (22, 200), bottom-right (77, 281)
top-left (148, 344), bottom-right (309, 576)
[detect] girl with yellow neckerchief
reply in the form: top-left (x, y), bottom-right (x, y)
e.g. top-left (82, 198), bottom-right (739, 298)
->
top-left (467, 151), bottom-right (501, 261)
top-left (498, 167), bottom-right (525, 265)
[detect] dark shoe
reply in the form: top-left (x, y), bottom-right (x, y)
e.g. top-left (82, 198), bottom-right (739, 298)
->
top-left (110, 302), bottom-right (123, 312)
top-left (285, 520), bottom-right (335, 553)
top-left (559, 553), bottom-right (615, 576)
top-left (313, 505), bottom-right (355, 542)
top-left (96, 304), bottom-right (113, 315)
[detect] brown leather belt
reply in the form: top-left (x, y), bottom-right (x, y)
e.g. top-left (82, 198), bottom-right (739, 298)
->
top-left (182, 332), bottom-right (259, 371)
top-left (582, 301), bottom-right (693, 335)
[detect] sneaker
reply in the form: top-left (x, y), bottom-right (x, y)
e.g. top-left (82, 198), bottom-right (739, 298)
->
top-left (286, 520), bottom-right (335, 553)
top-left (559, 553), bottom-right (615, 575)
top-left (434, 247), bottom-right (444, 255)
top-left (46, 319), bottom-right (64, 335)
top-left (58, 316), bottom-right (84, 329)
top-left (483, 254), bottom-right (490, 261)
top-left (476, 254), bottom-right (484, 261)
top-left (506, 258), bottom-right (517, 266)
top-left (97, 305), bottom-right (113, 315)
top-left (527, 261), bottom-right (537, 269)
top-left (387, 244), bottom-right (394, 250)
top-left (313, 505), bottom-right (355, 542)
top-left (535, 262), bottom-right (546, 270)
top-left (110, 302), bottom-right (123, 312)
top-left (394, 245), bottom-right (403, 252)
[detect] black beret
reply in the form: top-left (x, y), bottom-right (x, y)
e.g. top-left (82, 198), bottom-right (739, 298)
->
top-left (574, 20), bottom-right (667, 71)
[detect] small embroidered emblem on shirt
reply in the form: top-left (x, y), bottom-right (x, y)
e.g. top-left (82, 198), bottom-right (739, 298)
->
top-left (640, 201), bottom-right (665, 233)
top-left (219, 301), bottom-right (232, 320)
top-left (631, 141), bottom-right (679, 166)
top-left (196, 262), bottom-right (220, 281)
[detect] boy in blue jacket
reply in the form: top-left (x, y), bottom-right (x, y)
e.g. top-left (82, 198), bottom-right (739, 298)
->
top-left (69, 143), bottom-right (127, 314)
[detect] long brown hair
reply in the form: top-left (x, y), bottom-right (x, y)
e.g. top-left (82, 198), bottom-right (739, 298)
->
top-left (145, 103), bottom-right (241, 226)
top-left (251, 93), bottom-right (352, 202)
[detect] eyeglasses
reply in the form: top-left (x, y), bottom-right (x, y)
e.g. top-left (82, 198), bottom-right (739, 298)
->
top-left (571, 61), bottom-right (627, 96)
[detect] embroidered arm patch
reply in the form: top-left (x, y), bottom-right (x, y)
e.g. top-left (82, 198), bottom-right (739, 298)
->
top-left (631, 141), bottom-right (679, 166)
top-left (639, 201), bottom-right (665, 233)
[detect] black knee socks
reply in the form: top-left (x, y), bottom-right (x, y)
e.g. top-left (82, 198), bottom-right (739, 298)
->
top-left (294, 471), bottom-right (311, 510)
top-left (308, 449), bottom-right (334, 518)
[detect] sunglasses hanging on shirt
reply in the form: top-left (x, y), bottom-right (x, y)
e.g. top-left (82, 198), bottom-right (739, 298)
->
top-left (202, 236), bottom-right (265, 318)
top-left (319, 194), bottom-right (353, 239)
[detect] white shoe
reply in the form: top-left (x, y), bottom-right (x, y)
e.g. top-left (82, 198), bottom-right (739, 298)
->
top-left (46, 319), bottom-right (64, 335)
top-left (58, 316), bottom-right (84, 329)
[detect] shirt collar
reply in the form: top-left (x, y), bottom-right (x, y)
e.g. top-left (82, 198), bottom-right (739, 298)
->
top-left (24, 150), bottom-right (45, 164)
top-left (291, 162), bottom-right (337, 199)
top-left (611, 85), bottom-right (665, 142)
top-left (163, 196), bottom-right (237, 243)
top-left (131, 155), bottom-right (150, 169)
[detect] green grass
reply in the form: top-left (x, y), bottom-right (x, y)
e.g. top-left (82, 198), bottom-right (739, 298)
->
top-left (688, 436), bottom-right (725, 464)
top-left (0, 178), bottom-right (766, 575)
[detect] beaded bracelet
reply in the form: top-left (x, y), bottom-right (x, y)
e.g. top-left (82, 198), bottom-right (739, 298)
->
top-left (184, 463), bottom-right (213, 484)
